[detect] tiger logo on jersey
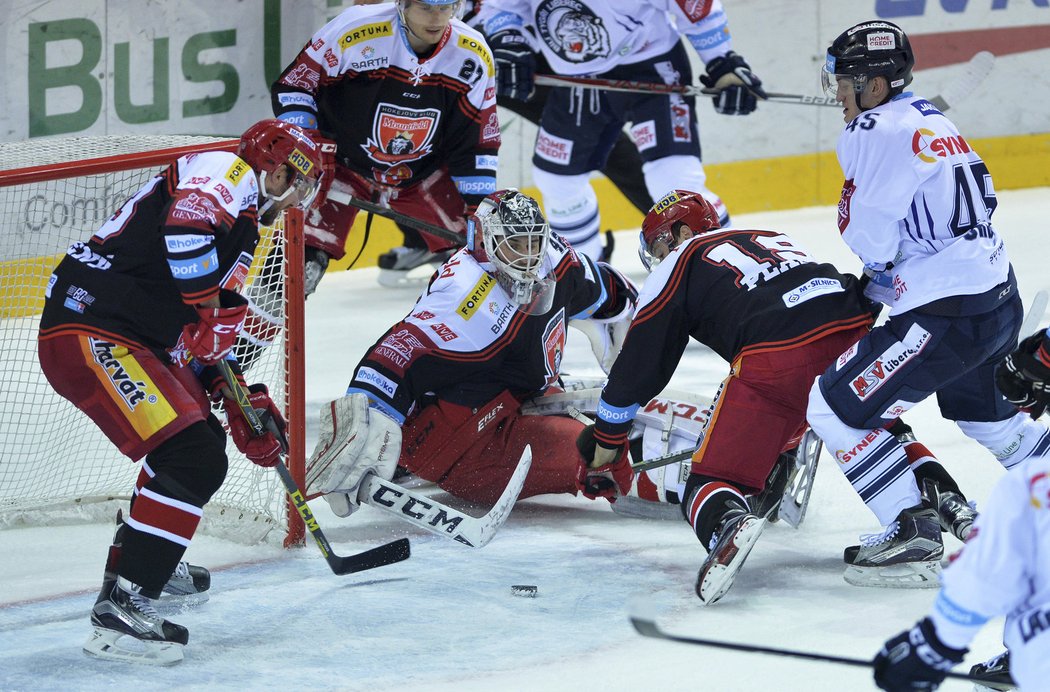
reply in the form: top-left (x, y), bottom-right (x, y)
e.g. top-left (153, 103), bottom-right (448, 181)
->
top-left (362, 104), bottom-right (440, 166)
top-left (536, 0), bottom-right (611, 63)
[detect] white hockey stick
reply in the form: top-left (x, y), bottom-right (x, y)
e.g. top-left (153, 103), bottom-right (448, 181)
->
top-left (357, 445), bottom-right (533, 548)
top-left (928, 50), bottom-right (995, 112)
top-left (1020, 289), bottom-right (1049, 336)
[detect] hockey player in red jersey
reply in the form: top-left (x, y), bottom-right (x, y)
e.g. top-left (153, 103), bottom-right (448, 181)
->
top-left (272, 0), bottom-right (501, 289)
top-left (37, 120), bottom-right (325, 664)
top-left (304, 189), bottom-right (642, 515)
top-left (576, 190), bottom-right (875, 605)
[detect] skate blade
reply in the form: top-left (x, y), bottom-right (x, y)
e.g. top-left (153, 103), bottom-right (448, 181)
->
top-left (610, 495), bottom-right (681, 521)
top-left (696, 517), bottom-right (765, 605)
top-left (83, 626), bottom-right (184, 666)
top-left (154, 590), bottom-right (209, 613)
top-left (842, 559), bottom-right (942, 588)
top-left (377, 267), bottom-right (437, 288)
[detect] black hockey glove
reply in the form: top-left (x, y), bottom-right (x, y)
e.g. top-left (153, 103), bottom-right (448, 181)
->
top-left (489, 28), bottom-right (536, 102)
top-left (873, 618), bottom-right (966, 691)
top-left (996, 331), bottom-right (1050, 417)
top-left (700, 51), bottom-right (767, 116)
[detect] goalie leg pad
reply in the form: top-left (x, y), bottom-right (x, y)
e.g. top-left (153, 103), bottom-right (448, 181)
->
top-left (306, 393), bottom-right (401, 499)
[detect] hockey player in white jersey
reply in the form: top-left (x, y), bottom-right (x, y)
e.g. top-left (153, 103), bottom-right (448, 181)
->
top-left (872, 329), bottom-right (1050, 691)
top-left (805, 20), bottom-right (1050, 589)
top-left (473, 0), bottom-right (766, 258)
top-left (272, 0), bottom-right (500, 289)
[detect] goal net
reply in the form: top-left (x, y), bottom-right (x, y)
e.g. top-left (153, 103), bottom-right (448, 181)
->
top-left (0, 135), bottom-right (306, 546)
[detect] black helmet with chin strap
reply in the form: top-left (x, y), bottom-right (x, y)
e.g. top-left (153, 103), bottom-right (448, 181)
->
top-left (822, 21), bottom-right (914, 102)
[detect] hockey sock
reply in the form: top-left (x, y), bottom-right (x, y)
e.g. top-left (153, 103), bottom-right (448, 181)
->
top-left (912, 460), bottom-right (964, 499)
top-left (682, 476), bottom-right (749, 550)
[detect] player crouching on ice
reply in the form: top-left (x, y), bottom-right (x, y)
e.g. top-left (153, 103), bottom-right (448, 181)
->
top-left (304, 190), bottom-right (703, 523)
top-left (37, 120), bottom-right (326, 664)
top-left (576, 190), bottom-right (877, 605)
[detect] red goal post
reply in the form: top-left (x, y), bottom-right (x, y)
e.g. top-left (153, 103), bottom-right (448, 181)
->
top-left (0, 135), bottom-right (306, 547)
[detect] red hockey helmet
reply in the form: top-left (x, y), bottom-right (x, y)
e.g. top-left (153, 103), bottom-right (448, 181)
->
top-left (639, 190), bottom-right (721, 270)
top-left (237, 119), bottom-right (325, 219)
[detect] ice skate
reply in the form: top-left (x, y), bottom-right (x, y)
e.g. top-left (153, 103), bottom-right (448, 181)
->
top-left (611, 458), bottom-right (684, 521)
top-left (157, 561), bottom-right (211, 609)
top-left (969, 650), bottom-right (1016, 691)
top-left (843, 505), bottom-right (943, 588)
top-left (376, 246), bottom-right (449, 287)
top-left (921, 478), bottom-right (978, 541)
top-left (695, 506), bottom-right (765, 605)
top-left (83, 576), bottom-right (189, 665)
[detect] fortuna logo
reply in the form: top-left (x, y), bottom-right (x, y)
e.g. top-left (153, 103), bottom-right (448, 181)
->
top-left (90, 339), bottom-right (150, 409)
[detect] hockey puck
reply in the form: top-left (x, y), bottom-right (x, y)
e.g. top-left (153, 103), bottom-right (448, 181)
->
top-left (511, 584), bottom-right (538, 598)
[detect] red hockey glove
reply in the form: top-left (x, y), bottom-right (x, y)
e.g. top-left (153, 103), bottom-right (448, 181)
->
top-left (304, 129), bottom-right (337, 207)
top-left (575, 425), bottom-right (632, 501)
top-left (224, 384), bottom-right (287, 468)
top-left (182, 291), bottom-right (248, 365)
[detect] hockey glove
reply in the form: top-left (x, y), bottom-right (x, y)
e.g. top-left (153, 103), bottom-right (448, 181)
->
top-left (996, 332), bottom-right (1050, 415)
top-left (304, 247), bottom-right (330, 298)
top-left (489, 28), bottom-right (536, 102)
top-left (700, 51), bottom-right (767, 116)
top-left (873, 618), bottom-right (966, 692)
top-left (575, 425), bottom-right (632, 501)
top-left (181, 290), bottom-right (249, 365)
top-left (303, 129), bottom-right (337, 207)
top-left (224, 384), bottom-right (287, 468)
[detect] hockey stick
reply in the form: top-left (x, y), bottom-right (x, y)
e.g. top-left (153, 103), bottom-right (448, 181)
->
top-left (535, 51), bottom-right (995, 111)
top-left (217, 362), bottom-right (410, 574)
top-left (356, 445), bottom-right (533, 548)
top-left (629, 610), bottom-right (984, 683)
top-left (1020, 289), bottom-right (1049, 336)
top-left (326, 190), bottom-right (465, 247)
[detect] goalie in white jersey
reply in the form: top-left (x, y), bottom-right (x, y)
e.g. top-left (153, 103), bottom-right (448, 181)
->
top-left (806, 20), bottom-right (1050, 589)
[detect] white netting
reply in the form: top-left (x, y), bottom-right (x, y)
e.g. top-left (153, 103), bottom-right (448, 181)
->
top-left (0, 136), bottom-right (293, 544)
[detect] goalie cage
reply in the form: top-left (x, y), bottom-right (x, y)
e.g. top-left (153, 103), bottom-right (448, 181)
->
top-left (0, 135), bottom-right (307, 547)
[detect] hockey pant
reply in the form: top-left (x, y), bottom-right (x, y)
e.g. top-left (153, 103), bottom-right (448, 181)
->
top-left (398, 390), bottom-right (584, 505)
top-left (305, 165), bottom-right (468, 258)
top-left (808, 296), bottom-right (1031, 525)
top-left (38, 333), bottom-right (229, 596)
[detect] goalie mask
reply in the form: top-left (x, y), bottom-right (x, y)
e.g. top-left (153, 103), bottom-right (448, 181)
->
top-left (238, 119), bottom-right (324, 225)
top-left (821, 21), bottom-right (914, 103)
top-left (639, 190), bottom-right (721, 271)
top-left (467, 189), bottom-right (555, 315)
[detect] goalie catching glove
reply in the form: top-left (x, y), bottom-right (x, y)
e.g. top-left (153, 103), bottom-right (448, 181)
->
top-left (305, 393), bottom-right (402, 517)
top-left (574, 425), bottom-right (632, 501)
top-left (223, 384), bottom-right (287, 468)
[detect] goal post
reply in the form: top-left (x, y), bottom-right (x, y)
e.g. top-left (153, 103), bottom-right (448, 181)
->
top-left (0, 135), bottom-right (306, 546)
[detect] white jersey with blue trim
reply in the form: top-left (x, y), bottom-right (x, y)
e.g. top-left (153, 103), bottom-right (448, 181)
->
top-left (929, 448), bottom-right (1050, 689)
top-left (475, 0), bottom-right (734, 76)
top-left (834, 92), bottom-right (1010, 315)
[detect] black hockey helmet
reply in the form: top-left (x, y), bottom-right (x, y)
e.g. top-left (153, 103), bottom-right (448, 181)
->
top-left (822, 21), bottom-right (914, 99)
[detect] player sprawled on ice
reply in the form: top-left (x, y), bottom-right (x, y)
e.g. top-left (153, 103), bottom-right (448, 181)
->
top-left (271, 0), bottom-right (500, 290)
top-left (806, 20), bottom-right (1048, 591)
top-left (472, 0), bottom-right (766, 259)
top-left (870, 328), bottom-right (1050, 692)
top-left (305, 189), bottom-right (701, 519)
top-left (36, 120), bottom-right (325, 665)
top-left (576, 190), bottom-right (874, 605)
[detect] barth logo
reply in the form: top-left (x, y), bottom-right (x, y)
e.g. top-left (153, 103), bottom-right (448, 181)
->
top-left (90, 339), bottom-right (154, 409)
top-left (457, 274), bottom-right (495, 320)
top-left (339, 22), bottom-right (393, 49)
top-left (490, 303), bottom-right (515, 333)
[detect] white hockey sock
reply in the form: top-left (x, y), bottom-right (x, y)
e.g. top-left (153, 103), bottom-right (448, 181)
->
top-left (957, 413), bottom-right (1050, 469)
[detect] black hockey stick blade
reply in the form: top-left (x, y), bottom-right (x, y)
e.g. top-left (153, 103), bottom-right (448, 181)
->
top-left (327, 191), bottom-right (465, 247)
top-left (629, 611), bottom-right (982, 683)
top-left (218, 361), bottom-right (411, 575)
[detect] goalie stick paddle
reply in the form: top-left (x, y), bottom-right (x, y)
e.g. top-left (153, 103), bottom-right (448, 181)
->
top-left (217, 361), bottom-right (410, 575)
top-left (326, 190), bottom-right (465, 247)
top-left (628, 610), bottom-right (984, 683)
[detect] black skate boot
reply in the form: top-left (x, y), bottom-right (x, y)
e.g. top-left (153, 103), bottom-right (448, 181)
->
top-left (695, 502), bottom-right (765, 605)
top-left (83, 577), bottom-right (189, 665)
top-left (969, 650), bottom-right (1016, 691)
top-left (843, 504), bottom-right (943, 588)
top-left (921, 478), bottom-right (978, 542)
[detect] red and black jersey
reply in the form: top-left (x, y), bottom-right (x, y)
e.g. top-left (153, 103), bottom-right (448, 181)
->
top-left (39, 151), bottom-right (262, 358)
top-left (595, 228), bottom-right (873, 439)
top-left (271, 3), bottom-right (500, 205)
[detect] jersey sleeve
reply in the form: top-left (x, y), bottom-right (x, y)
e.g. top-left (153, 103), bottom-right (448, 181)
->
top-left (835, 114), bottom-right (922, 267)
top-left (929, 469), bottom-right (1039, 649)
top-left (163, 154), bottom-right (258, 306)
top-left (593, 251), bottom-right (693, 447)
top-left (270, 12), bottom-right (353, 128)
top-left (445, 25), bottom-right (501, 209)
top-left (667, 0), bottom-right (734, 63)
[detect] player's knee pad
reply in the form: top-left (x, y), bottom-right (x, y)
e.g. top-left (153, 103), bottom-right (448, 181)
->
top-left (957, 413), bottom-right (1050, 469)
top-left (641, 156), bottom-right (728, 225)
top-left (531, 166), bottom-right (602, 258)
top-left (145, 419), bottom-right (230, 506)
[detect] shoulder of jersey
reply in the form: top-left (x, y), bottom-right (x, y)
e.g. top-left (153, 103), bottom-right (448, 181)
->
top-left (178, 150), bottom-right (258, 214)
top-left (322, 4), bottom-right (398, 55)
top-left (447, 20), bottom-right (496, 80)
